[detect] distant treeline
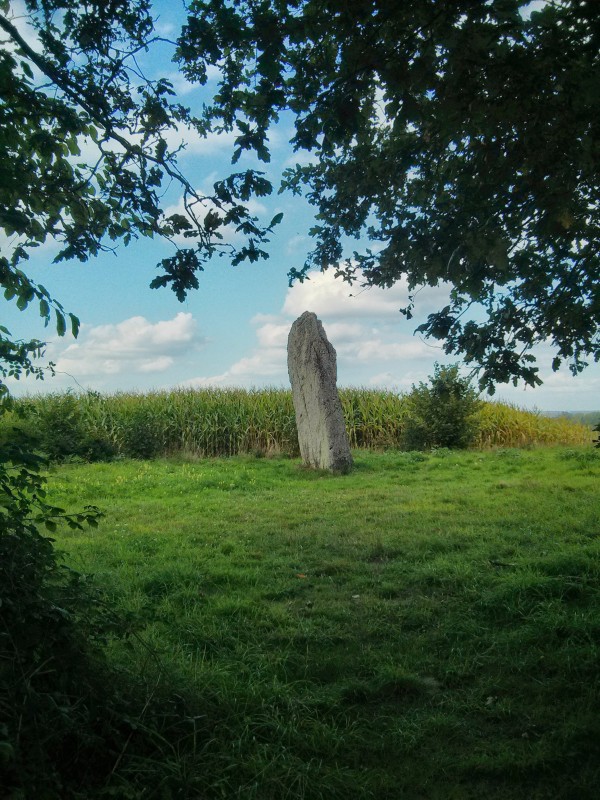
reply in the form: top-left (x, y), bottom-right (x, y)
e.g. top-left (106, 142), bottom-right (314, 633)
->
top-left (0, 388), bottom-right (593, 462)
top-left (549, 411), bottom-right (600, 427)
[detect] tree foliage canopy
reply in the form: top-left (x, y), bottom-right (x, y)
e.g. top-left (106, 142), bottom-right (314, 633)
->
top-left (0, 5), bottom-right (280, 789)
top-left (1, 0), bottom-right (598, 393)
top-left (0, 0), bottom-right (278, 398)
top-left (178, 0), bottom-right (599, 389)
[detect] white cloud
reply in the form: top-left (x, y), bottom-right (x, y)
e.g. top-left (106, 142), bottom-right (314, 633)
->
top-left (1, 1), bottom-right (42, 57)
top-left (162, 71), bottom-right (200, 97)
top-left (251, 313), bottom-right (280, 325)
top-left (181, 345), bottom-right (286, 389)
top-left (324, 322), bottom-right (367, 342)
top-left (282, 150), bottom-right (318, 169)
top-left (255, 322), bottom-right (290, 348)
top-left (154, 20), bottom-right (177, 37)
top-left (180, 373), bottom-right (229, 389)
top-left (283, 268), bottom-right (450, 320)
top-left (51, 312), bottom-right (204, 379)
top-left (534, 368), bottom-right (600, 397)
top-left (0, 228), bottom-right (61, 262)
top-left (368, 371), bottom-right (397, 387)
top-left (70, 119), bottom-right (237, 178)
top-left (337, 338), bottom-right (431, 363)
top-left (137, 356), bottom-right (175, 373)
top-left (492, 375), bottom-right (600, 410)
top-left (367, 370), bottom-right (428, 390)
top-left (182, 270), bottom-right (449, 390)
top-left (229, 349), bottom-right (285, 378)
top-left (162, 124), bottom-right (238, 158)
top-left (286, 234), bottom-right (310, 255)
top-left (204, 64), bottom-right (223, 83)
top-left (164, 116), bottom-right (281, 161)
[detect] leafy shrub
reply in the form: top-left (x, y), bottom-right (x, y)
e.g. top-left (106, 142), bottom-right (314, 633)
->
top-left (402, 364), bottom-right (482, 450)
top-left (0, 423), bottom-right (208, 797)
top-left (0, 428), bottom-right (109, 794)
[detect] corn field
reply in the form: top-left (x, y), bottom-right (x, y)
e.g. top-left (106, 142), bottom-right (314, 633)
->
top-left (0, 388), bottom-right (592, 461)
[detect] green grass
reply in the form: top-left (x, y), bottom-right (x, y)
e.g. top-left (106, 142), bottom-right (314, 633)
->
top-left (45, 446), bottom-right (600, 799)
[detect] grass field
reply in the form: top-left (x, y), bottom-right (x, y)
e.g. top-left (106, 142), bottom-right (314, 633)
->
top-left (42, 445), bottom-right (600, 799)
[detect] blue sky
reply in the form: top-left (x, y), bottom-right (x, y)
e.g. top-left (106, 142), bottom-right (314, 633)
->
top-left (3, 0), bottom-right (598, 411)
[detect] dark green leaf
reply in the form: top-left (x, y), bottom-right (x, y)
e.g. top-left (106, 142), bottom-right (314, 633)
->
top-left (55, 311), bottom-right (66, 337)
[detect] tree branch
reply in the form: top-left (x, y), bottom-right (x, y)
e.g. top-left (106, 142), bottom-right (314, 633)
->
top-left (0, 12), bottom-right (204, 225)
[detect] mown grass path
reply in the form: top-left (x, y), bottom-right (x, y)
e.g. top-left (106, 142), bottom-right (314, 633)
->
top-left (49, 447), bottom-right (600, 799)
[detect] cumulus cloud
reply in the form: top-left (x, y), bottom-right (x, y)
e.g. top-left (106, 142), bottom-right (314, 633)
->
top-left (325, 322), bottom-right (368, 342)
top-left (367, 370), bottom-right (430, 390)
top-left (286, 234), bottom-right (310, 255)
top-left (255, 322), bottom-right (290, 348)
top-left (162, 124), bottom-right (238, 159)
top-left (52, 312), bottom-right (205, 379)
top-left (72, 124), bottom-right (238, 174)
top-left (181, 269), bottom-right (448, 390)
top-left (368, 371), bottom-right (397, 388)
top-left (180, 373), bottom-right (228, 389)
top-left (530, 368), bottom-right (600, 397)
top-left (228, 350), bottom-right (285, 378)
top-left (283, 269), bottom-right (450, 320)
top-left (282, 150), bottom-right (318, 169)
top-left (181, 345), bottom-right (286, 389)
top-left (337, 338), bottom-right (432, 363)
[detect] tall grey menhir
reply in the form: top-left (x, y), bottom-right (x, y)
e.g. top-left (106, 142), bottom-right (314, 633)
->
top-left (287, 311), bottom-right (353, 474)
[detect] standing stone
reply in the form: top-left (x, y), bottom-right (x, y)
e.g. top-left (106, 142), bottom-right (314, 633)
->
top-left (287, 311), bottom-right (353, 474)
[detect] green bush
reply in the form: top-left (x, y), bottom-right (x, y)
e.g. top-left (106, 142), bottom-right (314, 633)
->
top-left (0, 423), bottom-right (207, 797)
top-left (402, 364), bottom-right (482, 450)
top-left (0, 429), bottom-right (109, 795)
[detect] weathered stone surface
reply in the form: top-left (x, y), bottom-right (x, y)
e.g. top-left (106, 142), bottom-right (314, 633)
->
top-left (287, 311), bottom-right (353, 474)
